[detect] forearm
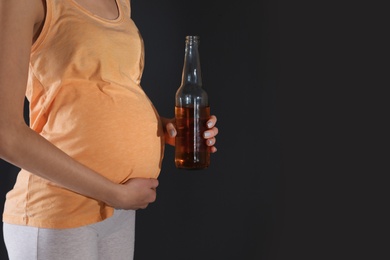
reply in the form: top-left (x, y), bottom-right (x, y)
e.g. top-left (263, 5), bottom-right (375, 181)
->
top-left (0, 122), bottom-right (121, 207)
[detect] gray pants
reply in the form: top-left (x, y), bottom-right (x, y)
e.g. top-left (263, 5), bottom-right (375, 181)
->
top-left (3, 209), bottom-right (136, 260)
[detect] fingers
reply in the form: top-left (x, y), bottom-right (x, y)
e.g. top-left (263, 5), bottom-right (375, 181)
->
top-left (138, 180), bottom-right (158, 209)
top-left (207, 115), bottom-right (217, 128)
top-left (204, 114), bottom-right (218, 138)
top-left (166, 122), bottom-right (177, 137)
top-left (206, 137), bottom-right (216, 146)
top-left (165, 116), bottom-right (217, 139)
top-left (204, 115), bottom-right (218, 152)
top-left (119, 178), bottom-right (159, 210)
top-left (203, 126), bottom-right (218, 139)
top-left (150, 178), bottom-right (159, 190)
top-left (163, 115), bottom-right (218, 151)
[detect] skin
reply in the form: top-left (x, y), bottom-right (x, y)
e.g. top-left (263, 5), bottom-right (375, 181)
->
top-left (0, 0), bottom-right (218, 210)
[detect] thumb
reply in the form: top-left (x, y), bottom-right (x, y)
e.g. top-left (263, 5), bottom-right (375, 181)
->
top-left (166, 122), bottom-right (177, 137)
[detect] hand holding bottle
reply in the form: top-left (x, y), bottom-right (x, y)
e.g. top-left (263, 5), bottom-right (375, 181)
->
top-left (161, 116), bottom-right (218, 153)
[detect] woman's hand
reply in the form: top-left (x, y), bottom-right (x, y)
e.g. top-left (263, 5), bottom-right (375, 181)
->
top-left (161, 115), bottom-right (219, 153)
top-left (110, 178), bottom-right (159, 210)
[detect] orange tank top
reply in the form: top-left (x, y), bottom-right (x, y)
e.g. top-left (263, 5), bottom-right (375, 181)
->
top-left (3, 0), bottom-right (164, 228)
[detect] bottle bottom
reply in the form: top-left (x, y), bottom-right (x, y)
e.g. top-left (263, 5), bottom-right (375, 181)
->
top-left (175, 159), bottom-right (210, 170)
top-left (175, 165), bottom-right (209, 170)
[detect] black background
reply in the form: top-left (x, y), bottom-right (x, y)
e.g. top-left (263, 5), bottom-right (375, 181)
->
top-left (1, 0), bottom-right (387, 259)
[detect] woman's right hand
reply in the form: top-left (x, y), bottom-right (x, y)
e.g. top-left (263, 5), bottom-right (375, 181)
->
top-left (110, 178), bottom-right (159, 210)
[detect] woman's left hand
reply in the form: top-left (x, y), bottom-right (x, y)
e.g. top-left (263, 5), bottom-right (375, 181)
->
top-left (161, 115), bottom-right (219, 153)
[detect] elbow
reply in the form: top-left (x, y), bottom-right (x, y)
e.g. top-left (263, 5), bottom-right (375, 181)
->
top-left (0, 120), bottom-right (27, 160)
top-left (0, 123), bottom-right (12, 158)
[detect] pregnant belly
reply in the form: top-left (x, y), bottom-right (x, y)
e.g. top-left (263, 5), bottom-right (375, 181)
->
top-left (40, 84), bottom-right (165, 182)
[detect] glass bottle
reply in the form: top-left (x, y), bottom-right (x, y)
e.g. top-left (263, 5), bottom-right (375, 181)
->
top-left (175, 35), bottom-right (210, 170)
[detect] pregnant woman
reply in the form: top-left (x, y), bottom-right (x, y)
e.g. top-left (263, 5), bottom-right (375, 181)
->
top-left (0, 0), bottom-right (218, 259)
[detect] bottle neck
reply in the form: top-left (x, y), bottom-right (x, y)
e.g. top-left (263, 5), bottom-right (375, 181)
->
top-left (181, 36), bottom-right (202, 87)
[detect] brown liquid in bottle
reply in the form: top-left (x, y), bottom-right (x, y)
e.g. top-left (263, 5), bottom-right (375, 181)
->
top-left (175, 35), bottom-right (210, 170)
top-left (175, 106), bottom-right (210, 169)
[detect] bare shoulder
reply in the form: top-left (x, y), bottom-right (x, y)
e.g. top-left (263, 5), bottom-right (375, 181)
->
top-left (0, 0), bottom-right (45, 36)
top-left (0, 0), bottom-right (46, 107)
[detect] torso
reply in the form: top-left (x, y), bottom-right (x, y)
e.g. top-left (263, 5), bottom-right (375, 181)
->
top-left (3, 0), bottom-right (164, 229)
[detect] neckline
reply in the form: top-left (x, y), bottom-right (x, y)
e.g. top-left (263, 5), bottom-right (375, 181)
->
top-left (69, 0), bottom-right (123, 23)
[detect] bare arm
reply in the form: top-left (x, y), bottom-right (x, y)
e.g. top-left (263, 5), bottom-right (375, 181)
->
top-left (0, 0), bottom-right (157, 210)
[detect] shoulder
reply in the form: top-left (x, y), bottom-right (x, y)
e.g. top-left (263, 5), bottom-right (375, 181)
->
top-left (0, 0), bottom-right (45, 31)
